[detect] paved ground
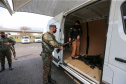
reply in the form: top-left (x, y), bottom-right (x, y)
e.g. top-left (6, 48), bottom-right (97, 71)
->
top-left (0, 43), bottom-right (77, 84)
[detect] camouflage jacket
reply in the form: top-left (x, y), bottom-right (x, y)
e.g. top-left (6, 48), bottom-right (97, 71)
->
top-left (42, 32), bottom-right (62, 53)
top-left (0, 37), bottom-right (16, 51)
top-left (9, 36), bottom-right (16, 45)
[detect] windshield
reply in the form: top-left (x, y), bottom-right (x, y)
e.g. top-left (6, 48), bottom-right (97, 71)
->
top-left (35, 37), bottom-right (41, 39)
top-left (22, 37), bottom-right (29, 39)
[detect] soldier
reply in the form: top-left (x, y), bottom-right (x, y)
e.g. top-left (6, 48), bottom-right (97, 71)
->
top-left (0, 32), bottom-right (16, 72)
top-left (68, 20), bottom-right (82, 59)
top-left (8, 33), bottom-right (17, 60)
top-left (41, 25), bottom-right (63, 84)
top-left (0, 33), bottom-right (1, 62)
top-left (0, 32), bottom-right (1, 39)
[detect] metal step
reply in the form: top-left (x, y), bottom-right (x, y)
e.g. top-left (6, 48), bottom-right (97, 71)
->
top-left (60, 63), bottom-right (99, 84)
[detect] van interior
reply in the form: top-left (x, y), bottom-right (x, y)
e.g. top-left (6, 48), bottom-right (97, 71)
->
top-left (63, 0), bottom-right (111, 82)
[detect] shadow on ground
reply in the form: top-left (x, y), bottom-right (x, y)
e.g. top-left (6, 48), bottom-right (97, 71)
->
top-left (0, 57), bottom-right (77, 84)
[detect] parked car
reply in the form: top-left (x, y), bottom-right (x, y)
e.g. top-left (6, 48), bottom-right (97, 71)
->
top-left (21, 36), bottom-right (30, 43)
top-left (34, 37), bottom-right (42, 43)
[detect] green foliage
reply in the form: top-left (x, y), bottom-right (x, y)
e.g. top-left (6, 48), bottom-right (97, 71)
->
top-left (14, 39), bottom-right (34, 42)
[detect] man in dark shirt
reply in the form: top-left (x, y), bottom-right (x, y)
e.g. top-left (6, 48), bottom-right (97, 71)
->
top-left (68, 20), bottom-right (82, 59)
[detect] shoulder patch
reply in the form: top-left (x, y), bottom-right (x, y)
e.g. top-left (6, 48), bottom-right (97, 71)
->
top-left (43, 33), bottom-right (53, 40)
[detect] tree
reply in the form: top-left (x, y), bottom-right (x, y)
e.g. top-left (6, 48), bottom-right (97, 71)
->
top-left (19, 26), bottom-right (33, 37)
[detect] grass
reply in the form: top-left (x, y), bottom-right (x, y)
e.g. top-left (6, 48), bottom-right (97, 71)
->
top-left (15, 39), bottom-right (21, 42)
top-left (30, 39), bottom-right (34, 42)
top-left (14, 39), bottom-right (34, 42)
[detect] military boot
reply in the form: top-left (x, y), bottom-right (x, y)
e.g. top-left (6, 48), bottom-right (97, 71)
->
top-left (14, 56), bottom-right (17, 60)
top-left (0, 65), bottom-right (5, 72)
top-left (48, 75), bottom-right (56, 84)
top-left (8, 63), bottom-right (13, 70)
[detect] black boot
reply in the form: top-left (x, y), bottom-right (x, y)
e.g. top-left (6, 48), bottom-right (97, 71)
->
top-left (48, 75), bottom-right (56, 84)
top-left (9, 63), bottom-right (13, 70)
top-left (14, 56), bottom-right (17, 60)
top-left (0, 65), bottom-right (5, 72)
top-left (48, 76), bottom-right (56, 84)
top-left (43, 82), bottom-right (49, 84)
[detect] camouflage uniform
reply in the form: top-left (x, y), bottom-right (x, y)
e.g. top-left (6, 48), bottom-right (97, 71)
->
top-left (0, 37), bottom-right (16, 69)
top-left (9, 37), bottom-right (16, 58)
top-left (0, 36), bottom-right (1, 62)
top-left (41, 32), bottom-right (62, 84)
top-left (10, 45), bottom-right (16, 57)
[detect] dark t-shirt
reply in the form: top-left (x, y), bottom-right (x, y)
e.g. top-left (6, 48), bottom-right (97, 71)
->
top-left (68, 25), bottom-right (82, 39)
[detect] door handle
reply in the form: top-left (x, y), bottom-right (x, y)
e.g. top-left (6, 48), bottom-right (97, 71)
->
top-left (115, 57), bottom-right (126, 63)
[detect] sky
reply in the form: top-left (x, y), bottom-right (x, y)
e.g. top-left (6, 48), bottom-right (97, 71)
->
top-left (0, 7), bottom-right (53, 32)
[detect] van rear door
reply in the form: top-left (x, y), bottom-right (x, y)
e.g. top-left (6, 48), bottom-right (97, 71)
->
top-left (47, 12), bottom-right (64, 66)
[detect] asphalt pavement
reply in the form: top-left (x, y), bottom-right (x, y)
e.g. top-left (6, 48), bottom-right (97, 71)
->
top-left (0, 43), bottom-right (78, 84)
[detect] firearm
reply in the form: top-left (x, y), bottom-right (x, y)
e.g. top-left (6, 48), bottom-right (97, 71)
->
top-left (56, 39), bottom-right (75, 53)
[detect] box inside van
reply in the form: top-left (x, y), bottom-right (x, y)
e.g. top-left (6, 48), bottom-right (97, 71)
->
top-left (62, 0), bottom-right (111, 83)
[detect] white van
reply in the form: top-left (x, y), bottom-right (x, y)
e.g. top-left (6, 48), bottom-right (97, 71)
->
top-left (34, 37), bottom-right (42, 43)
top-left (21, 36), bottom-right (30, 43)
top-left (46, 0), bottom-right (126, 84)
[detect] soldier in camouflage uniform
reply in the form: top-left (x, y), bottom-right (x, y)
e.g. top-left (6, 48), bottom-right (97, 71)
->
top-left (0, 33), bottom-right (1, 63)
top-left (8, 33), bottom-right (17, 60)
top-left (0, 32), bottom-right (16, 72)
top-left (0, 32), bottom-right (1, 39)
top-left (41, 25), bottom-right (63, 84)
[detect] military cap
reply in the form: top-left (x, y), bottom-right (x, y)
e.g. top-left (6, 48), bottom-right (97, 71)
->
top-left (8, 33), bottom-right (11, 35)
top-left (1, 32), bottom-right (5, 34)
top-left (75, 20), bottom-right (80, 24)
top-left (49, 25), bottom-right (57, 29)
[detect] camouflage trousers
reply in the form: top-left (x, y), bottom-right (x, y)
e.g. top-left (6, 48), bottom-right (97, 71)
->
top-left (0, 49), bottom-right (12, 66)
top-left (10, 45), bottom-right (16, 57)
top-left (0, 53), bottom-right (1, 63)
top-left (42, 53), bottom-right (52, 84)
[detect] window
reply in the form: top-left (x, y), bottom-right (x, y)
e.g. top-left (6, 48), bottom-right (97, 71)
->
top-left (22, 37), bottom-right (29, 39)
top-left (121, 2), bottom-right (126, 33)
top-left (35, 37), bottom-right (41, 39)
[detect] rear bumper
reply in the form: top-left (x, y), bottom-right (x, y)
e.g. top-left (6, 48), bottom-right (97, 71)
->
top-left (35, 41), bottom-right (42, 42)
top-left (21, 41), bottom-right (30, 43)
top-left (34, 40), bottom-right (42, 42)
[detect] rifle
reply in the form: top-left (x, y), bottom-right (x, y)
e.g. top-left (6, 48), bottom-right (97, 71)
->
top-left (56, 39), bottom-right (75, 53)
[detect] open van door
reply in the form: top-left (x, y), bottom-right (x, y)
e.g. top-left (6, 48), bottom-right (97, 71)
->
top-left (47, 12), bottom-right (64, 66)
top-left (109, 1), bottom-right (126, 84)
top-left (103, 0), bottom-right (126, 84)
